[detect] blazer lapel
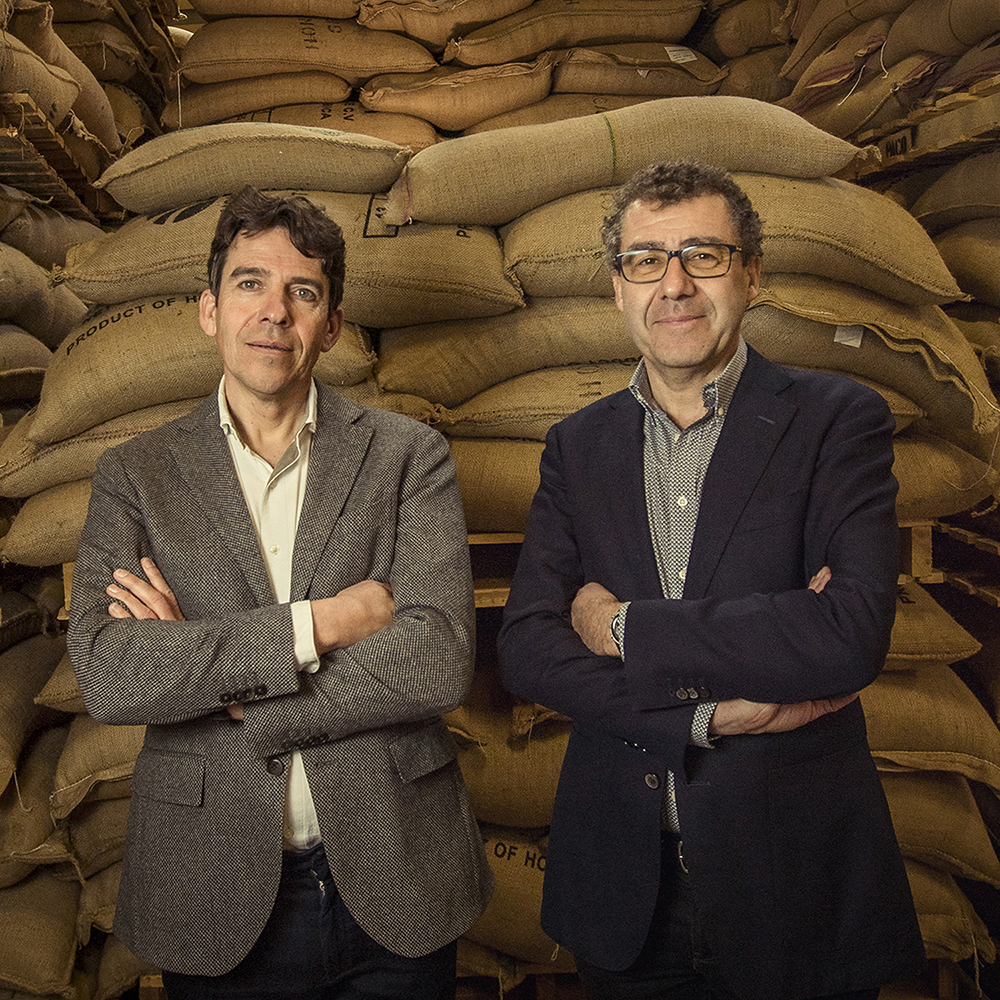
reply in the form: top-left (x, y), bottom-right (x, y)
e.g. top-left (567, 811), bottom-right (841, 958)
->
top-left (684, 350), bottom-right (797, 599)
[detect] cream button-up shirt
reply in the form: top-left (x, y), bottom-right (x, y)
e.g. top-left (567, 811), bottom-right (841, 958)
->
top-left (218, 378), bottom-right (322, 850)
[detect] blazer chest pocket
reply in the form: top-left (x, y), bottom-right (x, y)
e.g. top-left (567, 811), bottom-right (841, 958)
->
top-left (389, 720), bottom-right (458, 783)
top-left (131, 748), bottom-right (205, 806)
top-left (734, 485), bottom-right (808, 533)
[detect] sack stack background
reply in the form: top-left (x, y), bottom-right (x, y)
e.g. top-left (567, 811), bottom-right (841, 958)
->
top-left (3, 0), bottom-right (1000, 995)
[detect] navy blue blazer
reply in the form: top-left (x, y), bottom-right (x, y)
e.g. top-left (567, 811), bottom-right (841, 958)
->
top-left (499, 347), bottom-right (924, 999)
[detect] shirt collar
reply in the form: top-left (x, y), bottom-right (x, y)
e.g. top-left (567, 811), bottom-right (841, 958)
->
top-left (217, 376), bottom-right (319, 450)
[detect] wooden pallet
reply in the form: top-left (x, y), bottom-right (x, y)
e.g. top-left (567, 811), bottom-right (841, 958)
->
top-left (0, 92), bottom-right (99, 223)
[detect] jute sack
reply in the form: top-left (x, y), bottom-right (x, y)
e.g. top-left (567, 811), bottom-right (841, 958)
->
top-left (99, 933), bottom-right (159, 1000)
top-left (68, 796), bottom-right (130, 880)
top-left (882, 770), bottom-right (1000, 887)
top-left (0, 244), bottom-right (88, 351)
top-left (8, 0), bottom-right (122, 153)
top-left (357, 0), bottom-right (535, 52)
top-left (102, 82), bottom-right (161, 148)
top-left (0, 325), bottom-right (52, 405)
top-left (50, 710), bottom-right (146, 820)
top-left (360, 56), bottom-right (557, 132)
top-left (0, 185), bottom-right (32, 232)
top-left (28, 296), bottom-right (374, 447)
top-left (442, 0), bottom-right (704, 67)
top-left (0, 477), bottom-right (91, 567)
top-left (377, 298), bottom-right (634, 407)
top-left (52, 20), bottom-right (149, 84)
top-left (444, 666), bottom-right (568, 828)
top-left (912, 151), bottom-right (1000, 235)
top-left (0, 34), bottom-right (80, 127)
top-left (885, 580), bottom-right (981, 670)
top-left (381, 96), bottom-right (875, 226)
top-left (0, 631), bottom-right (67, 794)
top-left (36, 650), bottom-right (87, 713)
top-left (449, 438), bottom-right (543, 533)
top-left (93, 123), bottom-right (412, 216)
top-left (551, 44), bottom-right (727, 98)
top-left (462, 93), bottom-right (653, 134)
top-left (0, 725), bottom-right (70, 890)
top-left (935, 219), bottom-right (1000, 308)
top-left (188, 0), bottom-right (360, 15)
top-left (467, 824), bottom-right (556, 964)
top-left (57, 193), bottom-right (521, 325)
top-left (179, 16), bottom-right (436, 87)
top-left (220, 102), bottom-right (440, 152)
top-left (697, 0), bottom-right (790, 62)
top-left (0, 590), bottom-right (45, 653)
top-left (77, 860), bottom-right (119, 946)
top-left (0, 870), bottom-right (80, 996)
top-left (893, 431), bottom-right (998, 522)
top-left (717, 45), bottom-right (795, 102)
top-left (780, 0), bottom-right (914, 82)
top-left (883, 0), bottom-right (1000, 64)
top-left (48, 0), bottom-right (114, 18)
top-left (924, 32), bottom-right (1000, 105)
top-left (437, 362), bottom-right (635, 440)
top-left (0, 199), bottom-right (104, 270)
top-left (744, 275), bottom-right (997, 462)
top-left (162, 73), bottom-right (353, 130)
top-left (861, 665), bottom-right (1000, 792)
top-left (904, 859), bottom-right (995, 963)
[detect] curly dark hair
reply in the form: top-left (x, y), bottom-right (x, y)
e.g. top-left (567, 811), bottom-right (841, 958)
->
top-left (601, 161), bottom-right (763, 273)
top-left (207, 186), bottom-right (346, 315)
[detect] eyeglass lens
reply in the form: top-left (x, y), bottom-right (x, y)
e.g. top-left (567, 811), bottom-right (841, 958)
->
top-left (619, 244), bottom-right (734, 282)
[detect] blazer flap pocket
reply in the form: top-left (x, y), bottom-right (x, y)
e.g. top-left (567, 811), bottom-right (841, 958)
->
top-left (390, 721), bottom-right (458, 783)
top-left (131, 749), bottom-right (205, 806)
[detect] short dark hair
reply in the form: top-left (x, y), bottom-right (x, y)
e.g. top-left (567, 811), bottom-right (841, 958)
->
top-left (207, 186), bottom-right (346, 314)
top-left (601, 161), bottom-right (763, 272)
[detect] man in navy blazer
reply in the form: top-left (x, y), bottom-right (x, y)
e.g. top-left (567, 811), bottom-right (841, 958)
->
top-left (499, 162), bottom-right (923, 1000)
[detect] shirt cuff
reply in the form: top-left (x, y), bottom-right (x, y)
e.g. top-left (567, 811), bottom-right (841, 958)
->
top-left (291, 600), bottom-right (320, 674)
top-left (690, 701), bottom-right (718, 748)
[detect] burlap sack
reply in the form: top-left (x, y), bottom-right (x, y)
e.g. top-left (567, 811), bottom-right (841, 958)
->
top-left (461, 92), bottom-right (653, 134)
top-left (448, 438), bottom-right (543, 533)
top-left (904, 859), bottom-right (995, 963)
top-left (179, 16), bottom-right (435, 87)
top-left (437, 362), bottom-right (635, 440)
top-left (68, 797), bottom-right (129, 881)
top-left (52, 20), bottom-right (148, 84)
top-left (77, 861), bottom-right (120, 946)
top-left (698, 0), bottom-right (790, 62)
top-left (162, 72), bottom-right (353, 130)
top-left (717, 45), bottom-right (795, 102)
top-left (551, 44), bottom-right (727, 97)
top-left (188, 0), bottom-right (360, 14)
top-left (101, 82), bottom-right (161, 148)
top-left (48, 0), bottom-right (114, 18)
top-left (357, 0), bottom-right (534, 52)
top-left (744, 275), bottom-right (996, 462)
top-left (36, 650), bottom-right (87, 713)
top-left (28, 295), bottom-right (374, 447)
top-left (862, 665), bottom-right (1000, 792)
top-left (0, 725), bottom-right (71, 890)
top-left (0, 870), bottom-right (80, 996)
top-left (885, 581), bottom-right (981, 670)
top-left (442, 0), bottom-right (703, 67)
top-left (58, 192), bottom-right (521, 325)
top-left (0, 399), bottom-right (201, 498)
top-left (883, 0), bottom-right (1000, 64)
top-left (360, 56), bottom-right (557, 132)
top-left (8, 0), bottom-right (122, 152)
top-left (0, 477), bottom-right (91, 567)
top-left (0, 325), bottom-right (52, 405)
top-left (924, 31), bottom-right (1000, 104)
top-left (0, 186), bottom-right (33, 232)
top-left (50, 711), bottom-right (145, 820)
top-left (912, 151), bottom-right (1000, 235)
top-left (780, 0), bottom-right (914, 81)
top-left (0, 590), bottom-right (45, 653)
top-left (883, 770), bottom-right (1000, 887)
top-left (0, 243), bottom-right (88, 351)
top-left (98, 932), bottom-right (158, 1000)
top-left (221, 102), bottom-right (439, 152)
top-left (381, 96), bottom-right (876, 226)
top-left (377, 297), bottom-right (633, 407)
top-left (935, 219), bottom-right (1000, 308)
top-left (0, 33), bottom-right (80, 127)
top-left (0, 631), bottom-right (67, 794)
top-left (0, 199), bottom-right (103, 270)
top-left (94, 123), bottom-right (412, 216)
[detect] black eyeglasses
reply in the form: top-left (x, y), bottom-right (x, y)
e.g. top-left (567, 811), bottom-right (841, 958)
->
top-left (615, 244), bottom-right (744, 282)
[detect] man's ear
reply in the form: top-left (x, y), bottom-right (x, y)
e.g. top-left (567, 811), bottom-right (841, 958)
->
top-left (321, 306), bottom-right (344, 353)
top-left (745, 256), bottom-right (763, 304)
top-left (612, 272), bottom-right (625, 311)
top-left (199, 288), bottom-right (218, 338)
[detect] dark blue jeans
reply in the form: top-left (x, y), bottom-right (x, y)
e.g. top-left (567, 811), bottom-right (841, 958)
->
top-left (162, 843), bottom-right (457, 1000)
top-left (575, 834), bottom-right (881, 1000)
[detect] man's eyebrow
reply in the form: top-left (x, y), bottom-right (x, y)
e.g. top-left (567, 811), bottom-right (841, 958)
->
top-left (621, 236), bottom-right (725, 252)
top-left (228, 265), bottom-right (325, 291)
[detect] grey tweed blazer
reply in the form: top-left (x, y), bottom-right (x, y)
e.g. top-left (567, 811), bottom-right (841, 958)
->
top-left (67, 382), bottom-right (493, 976)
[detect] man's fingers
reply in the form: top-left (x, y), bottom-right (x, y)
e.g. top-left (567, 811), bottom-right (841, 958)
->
top-left (808, 565), bottom-right (832, 593)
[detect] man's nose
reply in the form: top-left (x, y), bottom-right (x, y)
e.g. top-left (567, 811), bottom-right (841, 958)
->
top-left (258, 289), bottom-right (291, 325)
top-left (658, 255), bottom-right (695, 297)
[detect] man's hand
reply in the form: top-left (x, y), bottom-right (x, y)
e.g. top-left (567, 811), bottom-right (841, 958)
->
top-left (107, 557), bottom-right (184, 621)
top-left (708, 692), bottom-right (859, 736)
top-left (311, 580), bottom-right (394, 655)
top-left (809, 565), bottom-right (832, 593)
top-left (571, 581), bottom-right (624, 658)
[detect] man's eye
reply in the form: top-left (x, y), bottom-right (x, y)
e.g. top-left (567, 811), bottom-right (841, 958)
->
top-left (294, 287), bottom-right (317, 300)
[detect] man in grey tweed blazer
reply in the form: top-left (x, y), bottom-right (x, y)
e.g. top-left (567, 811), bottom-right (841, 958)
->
top-left (67, 187), bottom-right (492, 999)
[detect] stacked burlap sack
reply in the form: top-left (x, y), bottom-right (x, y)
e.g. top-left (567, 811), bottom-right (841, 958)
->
top-left (775, 0), bottom-right (1000, 142)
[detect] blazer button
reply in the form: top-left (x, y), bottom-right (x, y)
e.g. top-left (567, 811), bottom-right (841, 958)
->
top-left (220, 692), bottom-right (233, 704)
top-left (644, 773), bottom-right (661, 790)
top-left (254, 685), bottom-right (268, 697)
top-left (686, 687), bottom-right (701, 700)
top-left (675, 688), bottom-right (689, 700)
top-left (266, 758), bottom-right (285, 776)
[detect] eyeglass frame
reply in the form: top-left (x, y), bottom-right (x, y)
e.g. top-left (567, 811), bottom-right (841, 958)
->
top-left (613, 243), bottom-right (746, 283)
